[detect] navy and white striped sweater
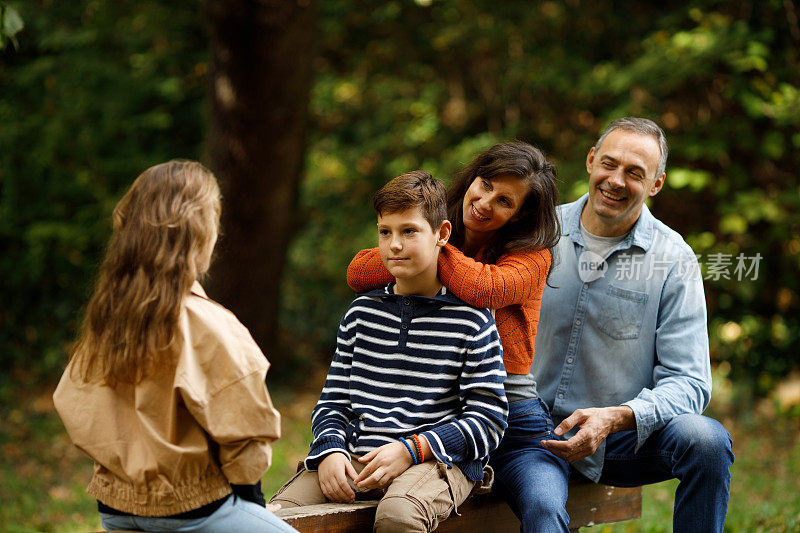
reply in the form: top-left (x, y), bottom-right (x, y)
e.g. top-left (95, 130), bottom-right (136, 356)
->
top-left (305, 284), bottom-right (508, 481)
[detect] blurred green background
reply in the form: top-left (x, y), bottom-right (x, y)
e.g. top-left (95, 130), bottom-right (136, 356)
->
top-left (1, 0), bottom-right (799, 531)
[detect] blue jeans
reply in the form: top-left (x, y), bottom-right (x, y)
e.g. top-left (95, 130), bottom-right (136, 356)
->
top-left (492, 407), bottom-right (734, 533)
top-left (598, 414), bottom-right (733, 533)
top-left (100, 495), bottom-right (298, 532)
top-left (490, 398), bottom-right (571, 533)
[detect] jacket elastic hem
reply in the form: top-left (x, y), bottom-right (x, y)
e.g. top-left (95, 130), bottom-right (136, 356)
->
top-left (88, 469), bottom-right (232, 517)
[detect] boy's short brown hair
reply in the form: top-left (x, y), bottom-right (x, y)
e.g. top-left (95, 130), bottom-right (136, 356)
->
top-left (373, 170), bottom-right (447, 229)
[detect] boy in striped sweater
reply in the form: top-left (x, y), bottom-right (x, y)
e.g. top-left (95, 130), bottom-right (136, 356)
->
top-left (271, 171), bottom-right (509, 532)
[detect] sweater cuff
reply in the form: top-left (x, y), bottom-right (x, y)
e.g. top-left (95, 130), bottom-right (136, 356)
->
top-left (304, 436), bottom-right (349, 471)
top-left (422, 423), bottom-right (467, 467)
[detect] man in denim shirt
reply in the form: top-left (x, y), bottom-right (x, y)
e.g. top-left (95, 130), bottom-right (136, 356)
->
top-left (510, 118), bottom-right (733, 532)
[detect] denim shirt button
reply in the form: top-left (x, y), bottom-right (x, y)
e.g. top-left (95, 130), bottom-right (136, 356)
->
top-left (558, 393), bottom-right (564, 398)
top-left (567, 357), bottom-right (574, 364)
top-left (403, 298), bottom-right (411, 305)
top-left (576, 319), bottom-right (582, 325)
top-left (583, 283), bottom-right (589, 289)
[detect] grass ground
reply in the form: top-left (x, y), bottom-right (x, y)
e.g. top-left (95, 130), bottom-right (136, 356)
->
top-left (1, 372), bottom-right (799, 532)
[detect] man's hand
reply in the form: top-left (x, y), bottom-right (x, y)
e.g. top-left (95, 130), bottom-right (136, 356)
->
top-left (318, 452), bottom-right (358, 503)
top-left (354, 441), bottom-right (413, 490)
top-left (542, 406), bottom-right (635, 463)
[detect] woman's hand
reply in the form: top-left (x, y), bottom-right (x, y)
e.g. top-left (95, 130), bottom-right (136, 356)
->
top-left (318, 452), bottom-right (358, 503)
top-left (354, 442), bottom-right (413, 490)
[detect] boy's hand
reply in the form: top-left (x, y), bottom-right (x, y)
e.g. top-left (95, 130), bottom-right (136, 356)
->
top-left (318, 452), bottom-right (358, 503)
top-left (355, 442), bottom-right (413, 490)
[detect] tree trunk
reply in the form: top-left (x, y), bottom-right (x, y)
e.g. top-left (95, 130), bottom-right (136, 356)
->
top-left (205, 0), bottom-right (316, 364)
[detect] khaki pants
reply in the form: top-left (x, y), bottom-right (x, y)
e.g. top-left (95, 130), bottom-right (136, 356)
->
top-left (270, 456), bottom-right (477, 532)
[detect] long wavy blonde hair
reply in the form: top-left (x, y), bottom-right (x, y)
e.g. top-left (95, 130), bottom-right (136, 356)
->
top-left (71, 160), bottom-right (221, 385)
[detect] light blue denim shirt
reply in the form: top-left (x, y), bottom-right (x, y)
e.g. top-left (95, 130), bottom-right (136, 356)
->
top-left (532, 194), bottom-right (712, 482)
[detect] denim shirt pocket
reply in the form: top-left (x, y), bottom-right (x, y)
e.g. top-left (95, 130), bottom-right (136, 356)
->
top-left (597, 284), bottom-right (648, 340)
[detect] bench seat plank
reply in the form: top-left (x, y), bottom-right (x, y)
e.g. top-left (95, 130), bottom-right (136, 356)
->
top-left (274, 481), bottom-right (642, 532)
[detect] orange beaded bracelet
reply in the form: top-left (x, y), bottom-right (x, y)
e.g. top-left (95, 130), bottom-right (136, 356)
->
top-left (411, 434), bottom-right (425, 463)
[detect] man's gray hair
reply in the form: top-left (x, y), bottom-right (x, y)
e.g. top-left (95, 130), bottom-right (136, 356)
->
top-left (595, 117), bottom-right (668, 179)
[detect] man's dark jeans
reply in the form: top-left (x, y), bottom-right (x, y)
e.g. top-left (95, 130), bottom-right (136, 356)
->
top-left (491, 404), bottom-right (734, 533)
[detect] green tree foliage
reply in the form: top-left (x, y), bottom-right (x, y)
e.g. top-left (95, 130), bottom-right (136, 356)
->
top-left (0, 1), bottom-right (208, 390)
top-left (283, 0), bottom-right (800, 393)
top-left (0, 3), bottom-right (24, 50)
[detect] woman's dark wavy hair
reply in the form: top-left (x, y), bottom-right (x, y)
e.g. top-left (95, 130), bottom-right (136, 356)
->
top-left (446, 141), bottom-right (561, 267)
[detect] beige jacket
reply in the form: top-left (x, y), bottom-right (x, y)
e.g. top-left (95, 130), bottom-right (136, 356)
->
top-left (53, 282), bottom-right (281, 516)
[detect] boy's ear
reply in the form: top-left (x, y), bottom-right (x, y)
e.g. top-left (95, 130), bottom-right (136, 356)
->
top-left (436, 220), bottom-right (452, 247)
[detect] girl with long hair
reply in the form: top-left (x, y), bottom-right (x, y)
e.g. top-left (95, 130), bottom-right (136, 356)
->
top-left (54, 160), bottom-right (296, 532)
top-left (346, 141), bottom-right (570, 525)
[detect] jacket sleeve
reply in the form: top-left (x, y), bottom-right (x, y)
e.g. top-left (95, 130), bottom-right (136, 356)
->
top-left (438, 244), bottom-right (550, 309)
top-left (421, 319), bottom-right (509, 465)
top-left (346, 248), bottom-right (394, 292)
top-left (176, 302), bottom-right (282, 486)
top-left (622, 255), bottom-right (712, 452)
top-left (181, 361), bottom-right (281, 485)
top-left (304, 307), bottom-right (359, 470)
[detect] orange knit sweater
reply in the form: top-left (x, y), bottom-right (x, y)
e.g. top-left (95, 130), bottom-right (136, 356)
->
top-left (345, 243), bottom-right (550, 375)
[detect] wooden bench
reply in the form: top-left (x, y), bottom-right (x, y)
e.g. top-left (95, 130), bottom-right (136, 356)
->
top-left (274, 480), bottom-right (642, 532)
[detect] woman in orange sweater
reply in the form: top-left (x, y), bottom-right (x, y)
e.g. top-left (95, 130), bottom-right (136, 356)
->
top-left (346, 141), bottom-right (570, 530)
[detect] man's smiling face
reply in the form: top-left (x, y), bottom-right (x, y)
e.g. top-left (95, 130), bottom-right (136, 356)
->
top-left (582, 129), bottom-right (665, 237)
